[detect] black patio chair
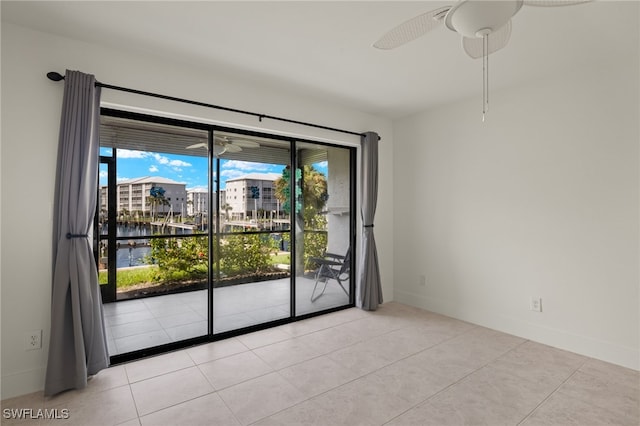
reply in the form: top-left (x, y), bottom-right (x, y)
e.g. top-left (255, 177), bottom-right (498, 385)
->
top-left (310, 248), bottom-right (350, 302)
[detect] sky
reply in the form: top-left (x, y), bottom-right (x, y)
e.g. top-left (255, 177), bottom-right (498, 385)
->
top-left (99, 147), bottom-right (328, 190)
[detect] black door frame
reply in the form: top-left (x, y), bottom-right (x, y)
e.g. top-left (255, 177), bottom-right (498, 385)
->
top-left (99, 108), bottom-right (357, 364)
top-left (96, 153), bottom-right (117, 303)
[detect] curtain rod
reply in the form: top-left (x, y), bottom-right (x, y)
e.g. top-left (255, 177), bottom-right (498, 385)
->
top-left (47, 71), bottom-right (366, 138)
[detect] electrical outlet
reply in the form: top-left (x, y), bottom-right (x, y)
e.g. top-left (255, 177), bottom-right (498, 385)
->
top-left (530, 297), bottom-right (542, 312)
top-left (419, 275), bottom-right (426, 286)
top-left (25, 330), bottom-right (42, 351)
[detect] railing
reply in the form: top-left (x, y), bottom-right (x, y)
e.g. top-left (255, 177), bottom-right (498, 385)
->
top-left (98, 228), bottom-right (305, 298)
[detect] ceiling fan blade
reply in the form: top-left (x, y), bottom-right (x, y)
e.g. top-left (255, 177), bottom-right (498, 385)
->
top-left (231, 140), bottom-right (260, 149)
top-left (523, 0), bottom-right (591, 6)
top-left (186, 142), bottom-right (207, 149)
top-left (462, 20), bottom-right (512, 59)
top-left (224, 144), bottom-right (243, 153)
top-left (373, 6), bottom-right (451, 50)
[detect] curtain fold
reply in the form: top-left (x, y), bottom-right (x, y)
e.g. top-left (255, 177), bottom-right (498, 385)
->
top-left (45, 70), bottom-right (109, 396)
top-left (357, 131), bottom-right (383, 310)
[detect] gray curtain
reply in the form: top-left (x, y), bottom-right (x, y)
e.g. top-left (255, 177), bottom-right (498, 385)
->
top-left (357, 131), bottom-right (383, 310)
top-left (45, 70), bottom-right (109, 396)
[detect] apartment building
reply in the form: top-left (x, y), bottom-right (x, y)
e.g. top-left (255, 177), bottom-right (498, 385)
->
top-left (186, 188), bottom-right (225, 216)
top-left (224, 173), bottom-right (281, 220)
top-left (186, 188), bottom-right (207, 216)
top-left (101, 176), bottom-right (187, 217)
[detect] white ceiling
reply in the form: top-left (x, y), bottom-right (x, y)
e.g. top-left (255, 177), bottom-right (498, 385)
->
top-left (2, 1), bottom-right (637, 118)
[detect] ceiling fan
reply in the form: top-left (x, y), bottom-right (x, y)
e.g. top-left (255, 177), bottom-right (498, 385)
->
top-left (187, 136), bottom-right (260, 155)
top-left (374, 0), bottom-right (590, 57)
top-left (374, 0), bottom-right (591, 120)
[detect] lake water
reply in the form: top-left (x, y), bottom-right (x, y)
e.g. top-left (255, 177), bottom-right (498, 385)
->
top-left (100, 223), bottom-right (195, 269)
top-left (101, 223), bottom-right (288, 269)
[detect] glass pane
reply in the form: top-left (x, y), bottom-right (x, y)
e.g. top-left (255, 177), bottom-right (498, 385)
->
top-left (213, 132), bottom-right (291, 333)
top-left (98, 162), bottom-right (109, 287)
top-left (295, 143), bottom-right (352, 315)
top-left (100, 116), bottom-right (209, 355)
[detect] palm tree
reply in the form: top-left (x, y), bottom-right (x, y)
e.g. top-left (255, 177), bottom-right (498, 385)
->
top-left (302, 166), bottom-right (328, 211)
top-left (120, 208), bottom-right (130, 220)
top-left (146, 190), bottom-right (169, 221)
top-left (221, 203), bottom-right (232, 221)
top-left (186, 199), bottom-right (194, 218)
top-left (274, 164), bottom-right (328, 217)
top-left (274, 164), bottom-right (329, 271)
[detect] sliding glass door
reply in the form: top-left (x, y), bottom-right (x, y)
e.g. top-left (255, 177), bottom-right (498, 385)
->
top-left (294, 142), bottom-right (354, 315)
top-left (97, 110), bottom-right (355, 361)
top-left (98, 115), bottom-right (210, 355)
top-left (212, 132), bottom-right (292, 333)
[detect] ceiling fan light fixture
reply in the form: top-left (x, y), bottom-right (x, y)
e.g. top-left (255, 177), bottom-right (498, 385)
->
top-left (445, 0), bottom-right (524, 38)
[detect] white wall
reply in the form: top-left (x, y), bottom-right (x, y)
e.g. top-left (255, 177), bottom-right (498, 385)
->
top-left (394, 54), bottom-right (639, 369)
top-left (0, 22), bottom-right (394, 399)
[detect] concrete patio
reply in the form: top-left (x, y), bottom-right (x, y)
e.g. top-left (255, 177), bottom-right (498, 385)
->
top-left (103, 276), bottom-right (351, 355)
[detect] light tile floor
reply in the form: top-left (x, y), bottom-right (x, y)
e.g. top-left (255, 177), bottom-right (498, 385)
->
top-left (2, 302), bottom-right (639, 426)
top-left (104, 277), bottom-right (350, 355)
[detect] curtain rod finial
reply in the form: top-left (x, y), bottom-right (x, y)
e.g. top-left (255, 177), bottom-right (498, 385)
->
top-left (47, 71), bottom-right (64, 82)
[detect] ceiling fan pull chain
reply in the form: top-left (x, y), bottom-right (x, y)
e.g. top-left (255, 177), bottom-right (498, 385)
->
top-left (482, 33), bottom-right (489, 122)
top-left (486, 33), bottom-right (489, 112)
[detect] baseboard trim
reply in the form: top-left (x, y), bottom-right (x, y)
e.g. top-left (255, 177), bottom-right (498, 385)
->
top-left (1, 367), bottom-right (45, 401)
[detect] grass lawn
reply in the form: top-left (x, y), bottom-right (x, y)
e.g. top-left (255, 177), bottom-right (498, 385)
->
top-left (99, 252), bottom-right (290, 289)
top-left (270, 253), bottom-right (290, 265)
top-left (99, 266), bottom-right (158, 289)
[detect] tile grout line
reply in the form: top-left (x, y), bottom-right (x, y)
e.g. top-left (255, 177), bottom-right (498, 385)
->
top-left (125, 384), bottom-right (142, 425)
top-left (125, 312), bottom-right (368, 424)
top-left (239, 317), bottom-right (421, 423)
top-left (515, 359), bottom-right (588, 426)
top-left (258, 318), bottom-right (480, 425)
top-left (131, 367), bottom-right (215, 421)
top-left (125, 355), bottom-right (196, 384)
top-left (214, 388), bottom-right (245, 426)
top-left (381, 338), bottom-right (532, 426)
top-left (120, 364), bottom-right (145, 423)
top-left (253, 316), bottom-right (474, 424)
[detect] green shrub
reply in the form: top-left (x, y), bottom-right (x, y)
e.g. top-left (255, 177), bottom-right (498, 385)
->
top-left (220, 234), bottom-right (274, 276)
top-left (148, 235), bottom-right (208, 282)
top-left (146, 232), bottom-right (277, 282)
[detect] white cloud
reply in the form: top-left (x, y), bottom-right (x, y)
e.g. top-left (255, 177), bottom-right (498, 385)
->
top-left (117, 149), bottom-right (149, 159)
top-left (150, 153), bottom-right (191, 168)
top-left (169, 159), bottom-right (191, 167)
top-left (222, 160), bottom-right (268, 171)
top-left (149, 165), bottom-right (159, 173)
top-left (220, 169), bottom-right (244, 180)
top-left (317, 161), bottom-right (328, 168)
top-left (152, 153), bottom-right (170, 165)
top-left (187, 185), bottom-right (208, 192)
top-left (99, 170), bottom-right (108, 179)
